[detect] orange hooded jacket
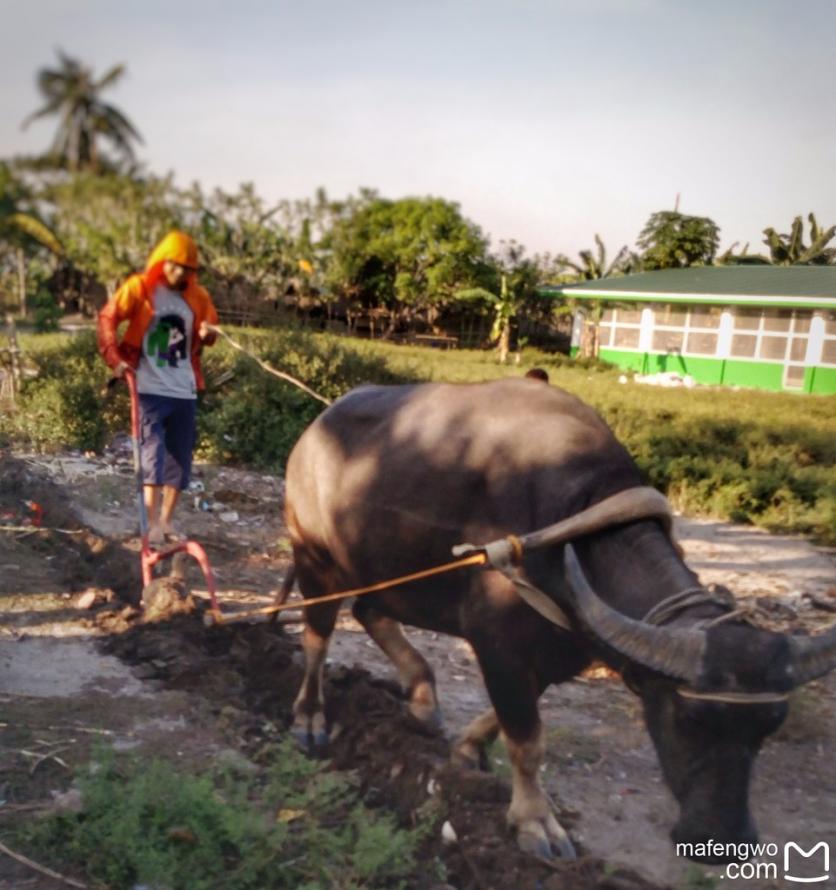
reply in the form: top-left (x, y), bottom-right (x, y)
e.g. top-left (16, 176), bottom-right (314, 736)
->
top-left (97, 231), bottom-right (218, 390)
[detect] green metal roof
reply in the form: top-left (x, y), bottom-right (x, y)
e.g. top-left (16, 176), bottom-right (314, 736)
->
top-left (543, 267), bottom-right (836, 310)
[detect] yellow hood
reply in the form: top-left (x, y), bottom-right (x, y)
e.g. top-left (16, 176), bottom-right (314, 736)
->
top-left (145, 230), bottom-right (199, 271)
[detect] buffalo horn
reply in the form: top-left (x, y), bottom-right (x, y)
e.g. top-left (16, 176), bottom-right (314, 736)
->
top-left (564, 544), bottom-right (706, 684)
top-left (787, 629), bottom-right (836, 687)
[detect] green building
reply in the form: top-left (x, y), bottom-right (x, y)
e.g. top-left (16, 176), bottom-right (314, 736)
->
top-left (547, 267), bottom-right (836, 394)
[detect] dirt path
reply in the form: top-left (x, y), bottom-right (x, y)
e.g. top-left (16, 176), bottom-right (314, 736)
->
top-left (1, 452), bottom-right (834, 889)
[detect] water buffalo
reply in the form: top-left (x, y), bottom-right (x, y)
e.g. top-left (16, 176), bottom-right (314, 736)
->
top-left (283, 378), bottom-right (835, 862)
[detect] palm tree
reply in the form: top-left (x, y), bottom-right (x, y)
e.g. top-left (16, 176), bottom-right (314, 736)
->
top-left (0, 163), bottom-right (61, 314)
top-left (556, 234), bottom-right (637, 281)
top-left (22, 51), bottom-right (142, 172)
top-left (714, 242), bottom-right (770, 266)
top-left (762, 213), bottom-right (836, 265)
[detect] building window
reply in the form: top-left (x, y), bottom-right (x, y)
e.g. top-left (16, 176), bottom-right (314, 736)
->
top-left (726, 308), bottom-right (814, 365)
top-left (762, 309), bottom-right (793, 332)
top-left (733, 308), bottom-right (762, 331)
top-left (784, 364), bottom-right (806, 388)
top-left (822, 312), bottom-right (836, 366)
top-left (789, 338), bottom-right (808, 362)
top-left (654, 305), bottom-right (687, 327)
top-left (613, 326), bottom-right (640, 348)
top-left (598, 307), bottom-right (643, 351)
top-left (617, 308), bottom-right (642, 325)
top-left (688, 309), bottom-right (722, 330)
top-left (686, 331), bottom-right (718, 355)
top-left (650, 304), bottom-right (722, 357)
top-left (731, 334), bottom-right (758, 358)
top-left (759, 335), bottom-right (789, 360)
top-left (652, 329), bottom-right (683, 351)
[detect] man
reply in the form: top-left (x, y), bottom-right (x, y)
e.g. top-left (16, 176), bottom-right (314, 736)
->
top-left (97, 231), bottom-right (218, 545)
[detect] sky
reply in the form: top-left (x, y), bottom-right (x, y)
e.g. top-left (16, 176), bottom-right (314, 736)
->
top-left (1, 0), bottom-right (834, 259)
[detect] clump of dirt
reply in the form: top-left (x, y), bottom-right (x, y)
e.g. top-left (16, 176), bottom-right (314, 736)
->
top-left (100, 612), bottom-right (668, 890)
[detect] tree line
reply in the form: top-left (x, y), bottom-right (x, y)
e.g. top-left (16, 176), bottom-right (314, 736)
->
top-left (1, 51), bottom-right (834, 350)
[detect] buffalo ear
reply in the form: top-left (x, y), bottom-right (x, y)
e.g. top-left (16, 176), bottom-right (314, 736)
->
top-left (563, 545), bottom-right (707, 685)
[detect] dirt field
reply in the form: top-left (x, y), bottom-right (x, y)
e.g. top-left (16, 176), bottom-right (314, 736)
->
top-left (1, 451), bottom-right (834, 890)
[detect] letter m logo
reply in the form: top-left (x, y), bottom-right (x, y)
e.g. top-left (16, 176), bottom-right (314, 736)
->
top-left (784, 841), bottom-right (830, 883)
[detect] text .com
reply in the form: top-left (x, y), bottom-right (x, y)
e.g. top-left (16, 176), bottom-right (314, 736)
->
top-left (676, 840), bottom-right (830, 883)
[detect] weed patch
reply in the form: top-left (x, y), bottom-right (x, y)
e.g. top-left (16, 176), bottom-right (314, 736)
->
top-left (15, 740), bottom-right (434, 890)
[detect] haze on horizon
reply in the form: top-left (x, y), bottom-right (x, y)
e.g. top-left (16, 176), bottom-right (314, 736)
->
top-left (1, 0), bottom-right (834, 260)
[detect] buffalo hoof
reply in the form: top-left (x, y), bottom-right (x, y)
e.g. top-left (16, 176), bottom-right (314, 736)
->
top-left (408, 701), bottom-right (444, 731)
top-left (514, 813), bottom-right (577, 861)
top-left (291, 726), bottom-right (329, 751)
top-left (291, 712), bottom-right (329, 752)
top-left (450, 742), bottom-right (491, 772)
top-left (407, 686), bottom-right (444, 728)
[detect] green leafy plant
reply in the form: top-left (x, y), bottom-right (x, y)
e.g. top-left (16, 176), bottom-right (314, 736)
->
top-left (18, 741), bottom-right (435, 890)
top-left (31, 287), bottom-right (62, 332)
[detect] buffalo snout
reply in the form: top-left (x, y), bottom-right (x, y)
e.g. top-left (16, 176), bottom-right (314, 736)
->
top-left (671, 815), bottom-right (758, 864)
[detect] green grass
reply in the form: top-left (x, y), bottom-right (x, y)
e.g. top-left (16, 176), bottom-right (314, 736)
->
top-left (14, 740), bottom-right (436, 890)
top-left (3, 325), bottom-right (835, 543)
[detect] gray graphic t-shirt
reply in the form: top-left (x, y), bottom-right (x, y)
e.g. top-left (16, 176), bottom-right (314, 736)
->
top-left (135, 287), bottom-right (197, 399)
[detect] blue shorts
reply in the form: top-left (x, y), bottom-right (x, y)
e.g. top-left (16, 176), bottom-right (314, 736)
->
top-left (138, 394), bottom-right (197, 490)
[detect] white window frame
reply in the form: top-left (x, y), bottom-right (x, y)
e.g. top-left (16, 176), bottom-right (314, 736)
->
top-left (598, 306), bottom-right (644, 352)
top-left (648, 304), bottom-right (723, 357)
top-left (813, 311), bottom-right (836, 368)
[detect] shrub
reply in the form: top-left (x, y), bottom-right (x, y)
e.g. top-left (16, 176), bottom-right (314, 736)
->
top-left (32, 288), bottom-right (62, 332)
top-left (198, 327), bottom-right (411, 468)
top-left (4, 327), bottom-right (835, 544)
top-left (1, 331), bottom-right (117, 452)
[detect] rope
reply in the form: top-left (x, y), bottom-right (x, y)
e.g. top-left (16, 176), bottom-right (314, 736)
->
top-left (205, 324), bottom-right (332, 406)
top-left (0, 525), bottom-right (84, 535)
top-left (677, 688), bottom-right (789, 704)
top-left (209, 551), bottom-right (488, 624)
top-left (641, 585), bottom-right (737, 627)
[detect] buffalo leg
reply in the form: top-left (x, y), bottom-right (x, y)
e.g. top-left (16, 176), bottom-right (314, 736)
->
top-left (476, 655), bottom-right (576, 860)
top-left (452, 707), bottom-right (499, 770)
top-left (352, 600), bottom-right (441, 727)
top-left (291, 586), bottom-right (341, 748)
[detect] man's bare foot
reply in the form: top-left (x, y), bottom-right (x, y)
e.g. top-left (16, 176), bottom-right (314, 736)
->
top-left (161, 523), bottom-right (186, 542)
top-left (148, 523), bottom-right (164, 546)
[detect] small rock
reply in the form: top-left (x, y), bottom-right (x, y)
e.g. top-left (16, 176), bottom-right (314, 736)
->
top-left (75, 590), bottom-right (98, 609)
top-left (49, 787), bottom-right (83, 813)
top-left (219, 511), bottom-right (239, 523)
top-left (441, 820), bottom-right (458, 845)
top-left (607, 791), bottom-right (624, 820)
top-left (803, 593), bottom-right (836, 613)
top-left (215, 748), bottom-right (258, 777)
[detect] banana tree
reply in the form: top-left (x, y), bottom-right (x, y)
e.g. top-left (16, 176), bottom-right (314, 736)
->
top-left (762, 213), bottom-right (836, 265)
top-left (556, 234), bottom-right (637, 281)
top-left (454, 270), bottom-right (530, 363)
top-left (0, 163), bottom-right (61, 314)
top-left (490, 273), bottom-right (517, 363)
